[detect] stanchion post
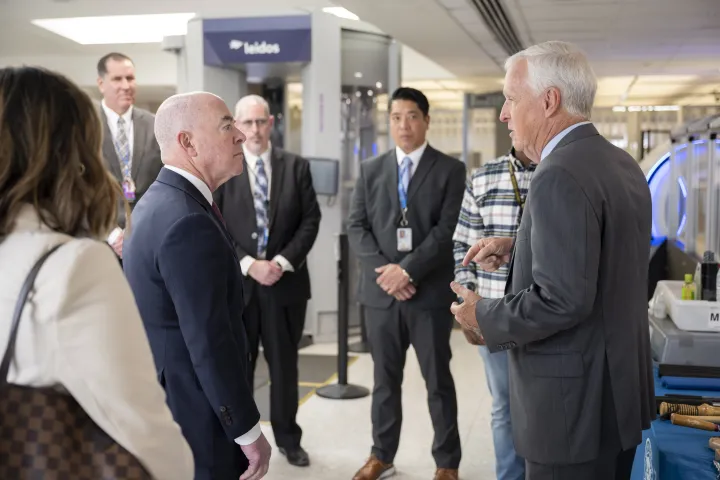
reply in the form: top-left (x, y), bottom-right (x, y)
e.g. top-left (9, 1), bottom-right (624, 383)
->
top-left (316, 233), bottom-right (369, 400)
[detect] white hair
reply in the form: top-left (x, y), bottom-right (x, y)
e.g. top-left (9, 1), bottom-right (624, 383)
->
top-left (505, 41), bottom-right (597, 119)
top-left (234, 94), bottom-right (270, 119)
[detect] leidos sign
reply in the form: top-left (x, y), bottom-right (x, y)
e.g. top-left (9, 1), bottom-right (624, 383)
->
top-left (229, 40), bottom-right (281, 55)
top-left (203, 16), bottom-right (311, 65)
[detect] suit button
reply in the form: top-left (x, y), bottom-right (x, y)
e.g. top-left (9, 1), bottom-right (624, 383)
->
top-left (251, 232), bottom-right (258, 239)
top-left (220, 406), bottom-right (227, 413)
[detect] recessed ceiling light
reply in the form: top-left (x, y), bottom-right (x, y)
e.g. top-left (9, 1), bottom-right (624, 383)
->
top-left (31, 13), bottom-right (196, 45)
top-left (354, 72), bottom-right (363, 78)
top-left (322, 7), bottom-right (359, 21)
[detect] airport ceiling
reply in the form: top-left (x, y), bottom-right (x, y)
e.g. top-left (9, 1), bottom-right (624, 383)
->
top-left (0, 0), bottom-right (718, 109)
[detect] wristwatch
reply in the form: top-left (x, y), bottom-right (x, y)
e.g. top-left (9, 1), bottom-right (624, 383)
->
top-left (400, 267), bottom-right (415, 285)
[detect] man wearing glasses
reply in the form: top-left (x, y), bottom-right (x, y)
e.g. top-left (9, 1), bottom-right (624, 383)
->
top-left (214, 95), bottom-right (321, 468)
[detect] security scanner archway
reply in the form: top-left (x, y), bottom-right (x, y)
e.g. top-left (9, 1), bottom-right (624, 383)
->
top-left (165, 12), bottom-right (401, 341)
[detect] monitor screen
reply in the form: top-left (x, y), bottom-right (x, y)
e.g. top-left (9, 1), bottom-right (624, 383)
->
top-left (307, 157), bottom-right (339, 196)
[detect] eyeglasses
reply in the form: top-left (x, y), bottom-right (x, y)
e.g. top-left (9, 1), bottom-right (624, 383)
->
top-left (239, 118), bottom-right (269, 128)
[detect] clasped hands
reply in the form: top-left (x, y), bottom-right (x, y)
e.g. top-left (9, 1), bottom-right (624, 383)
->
top-left (248, 260), bottom-right (283, 286)
top-left (376, 264), bottom-right (416, 301)
top-left (450, 237), bottom-right (514, 344)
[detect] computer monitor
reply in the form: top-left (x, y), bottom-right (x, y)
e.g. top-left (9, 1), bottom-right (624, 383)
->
top-left (307, 157), bottom-right (339, 196)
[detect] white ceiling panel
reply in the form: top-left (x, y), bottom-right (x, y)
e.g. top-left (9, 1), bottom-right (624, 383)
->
top-left (0, 0), bottom-right (717, 108)
top-left (332, 0), bottom-right (505, 76)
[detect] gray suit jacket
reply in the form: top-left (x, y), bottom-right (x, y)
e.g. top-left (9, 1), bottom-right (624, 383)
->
top-left (475, 124), bottom-right (655, 465)
top-left (98, 104), bottom-right (163, 229)
top-left (347, 145), bottom-right (466, 309)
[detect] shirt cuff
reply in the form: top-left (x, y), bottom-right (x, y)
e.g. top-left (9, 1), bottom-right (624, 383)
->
top-left (107, 227), bottom-right (123, 244)
top-left (239, 256), bottom-right (256, 276)
top-left (234, 422), bottom-right (262, 446)
top-left (273, 255), bottom-right (294, 273)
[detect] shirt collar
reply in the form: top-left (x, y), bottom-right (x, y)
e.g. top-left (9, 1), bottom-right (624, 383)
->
top-left (163, 165), bottom-right (213, 205)
top-left (101, 99), bottom-right (133, 126)
top-left (540, 121), bottom-right (591, 161)
top-left (243, 143), bottom-right (272, 170)
top-left (395, 141), bottom-right (428, 166)
top-left (509, 149), bottom-right (535, 172)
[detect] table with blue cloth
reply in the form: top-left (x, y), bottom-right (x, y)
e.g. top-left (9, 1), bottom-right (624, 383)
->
top-left (630, 366), bottom-right (720, 480)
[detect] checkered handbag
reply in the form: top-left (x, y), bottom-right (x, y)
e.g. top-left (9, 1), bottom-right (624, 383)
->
top-left (0, 244), bottom-right (152, 479)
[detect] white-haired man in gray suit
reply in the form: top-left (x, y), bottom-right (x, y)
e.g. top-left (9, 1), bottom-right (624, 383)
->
top-left (451, 41), bottom-right (655, 480)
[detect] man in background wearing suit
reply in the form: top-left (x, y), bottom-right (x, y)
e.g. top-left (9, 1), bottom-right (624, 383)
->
top-left (123, 92), bottom-right (271, 480)
top-left (96, 52), bottom-right (163, 259)
top-left (451, 41), bottom-right (655, 480)
top-left (347, 87), bottom-right (466, 480)
top-left (215, 95), bottom-right (320, 468)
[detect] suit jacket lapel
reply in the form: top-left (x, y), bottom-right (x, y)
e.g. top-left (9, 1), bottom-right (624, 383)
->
top-left (131, 109), bottom-right (147, 179)
top-left (239, 161), bottom-right (256, 220)
top-left (407, 146), bottom-right (438, 203)
top-left (268, 148), bottom-right (284, 230)
top-left (384, 150), bottom-right (401, 214)
top-left (100, 110), bottom-right (122, 180)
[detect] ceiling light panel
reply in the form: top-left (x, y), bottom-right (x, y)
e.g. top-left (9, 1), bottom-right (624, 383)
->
top-left (31, 13), bottom-right (196, 45)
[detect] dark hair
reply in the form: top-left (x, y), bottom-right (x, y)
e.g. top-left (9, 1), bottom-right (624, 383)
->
top-left (389, 87), bottom-right (430, 117)
top-left (0, 66), bottom-right (123, 239)
top-left (97, 52), bottom-right (133, 77)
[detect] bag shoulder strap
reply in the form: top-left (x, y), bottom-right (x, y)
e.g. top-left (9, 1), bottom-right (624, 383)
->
top-left (1, 243), bottom-right (64, 384)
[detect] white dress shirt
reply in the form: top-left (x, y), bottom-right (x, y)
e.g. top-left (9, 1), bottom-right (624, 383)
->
top-left (239, 143), bottom-right (294, 276)
top-left (104, 100), bottom-right (134, 245)
top-left (0, 205), bottom-right (194, 479)
top-left (541, 121), bottom-right (591, 161)
top-left (163, 166), bottom-right (263, 446)
top-left (395, 141), bottom-right (428, 178)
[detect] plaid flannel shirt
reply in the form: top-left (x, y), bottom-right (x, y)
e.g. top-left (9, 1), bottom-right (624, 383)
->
top-left (452, 152), bottom-right (536, 299)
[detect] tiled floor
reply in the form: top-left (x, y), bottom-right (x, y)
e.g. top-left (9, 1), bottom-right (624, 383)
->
top-left (259, 330), bottom-right (496, 479)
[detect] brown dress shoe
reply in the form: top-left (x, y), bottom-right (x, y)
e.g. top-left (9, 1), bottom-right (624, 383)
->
top-left (352, 455), bottom-right (396, 480)
top-left (434, 468), bottom-right (459, 480)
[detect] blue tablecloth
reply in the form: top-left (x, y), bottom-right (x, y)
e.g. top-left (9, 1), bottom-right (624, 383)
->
top-left (631, 367), bottom-right (720, 480)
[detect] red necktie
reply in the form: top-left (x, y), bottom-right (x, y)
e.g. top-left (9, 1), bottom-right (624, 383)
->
top-left (211, 202), bottom-right (227, 228)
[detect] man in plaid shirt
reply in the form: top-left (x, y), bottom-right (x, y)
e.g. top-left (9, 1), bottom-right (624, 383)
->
top-left (452, 147), bottom-right (535, 480)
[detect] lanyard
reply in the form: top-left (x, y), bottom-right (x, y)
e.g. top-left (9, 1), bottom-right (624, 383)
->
top-left (398, 178), bottom-right (409, 226)
top-left (508, 160), bottom-right (526, 219)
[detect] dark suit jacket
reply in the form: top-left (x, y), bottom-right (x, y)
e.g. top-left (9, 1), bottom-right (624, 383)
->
top-left (475, 124), bottom-right (655, 465)
top-left (123, 168), bottom-right (260, 480)
top-left (347, 145), bottom-right (466, 309)
top-left (214, 147), bottom-right (321, 306)
top-left (99, 104), bottom-right (163, 229)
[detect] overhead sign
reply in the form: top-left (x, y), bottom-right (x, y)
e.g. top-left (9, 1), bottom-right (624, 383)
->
top-left (203, 16), bottom-right (312, 66)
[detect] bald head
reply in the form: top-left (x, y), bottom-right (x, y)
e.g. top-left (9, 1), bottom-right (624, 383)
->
top-left (154, 91), bottom-right (246, 191)
top-left (155, 92), bottom-right (224, 160)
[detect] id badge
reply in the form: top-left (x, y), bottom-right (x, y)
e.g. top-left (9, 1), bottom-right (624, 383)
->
top-left (122, 178), bottom-right (136, 202)
top-left (397, 227), bottom-right (412, 252)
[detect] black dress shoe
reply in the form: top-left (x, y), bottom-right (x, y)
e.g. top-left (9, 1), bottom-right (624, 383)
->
top-left (279, 446), bottom-right (310, 467)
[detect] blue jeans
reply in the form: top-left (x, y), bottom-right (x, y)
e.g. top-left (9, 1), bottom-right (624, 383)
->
top-left (478, 346), bottom-right (525, 480)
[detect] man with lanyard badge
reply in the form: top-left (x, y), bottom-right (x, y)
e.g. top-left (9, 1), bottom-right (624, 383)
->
top-left (348, 87), bottom-right (466, 480)
top-left (452, 146), bottom-right (535, 480)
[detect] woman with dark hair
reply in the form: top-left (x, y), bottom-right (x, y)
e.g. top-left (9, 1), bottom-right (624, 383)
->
top-left (0, 66), bottom-right (194, 479)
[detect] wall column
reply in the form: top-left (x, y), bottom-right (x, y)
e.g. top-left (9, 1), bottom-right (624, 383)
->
top-left (301, 11), bottom-right (342, 341)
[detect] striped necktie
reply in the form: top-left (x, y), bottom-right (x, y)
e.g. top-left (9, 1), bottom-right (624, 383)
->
top-left (115, 117), bottom-right (131, 179)
top-left (254, 158), bottom-right (269, 258)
